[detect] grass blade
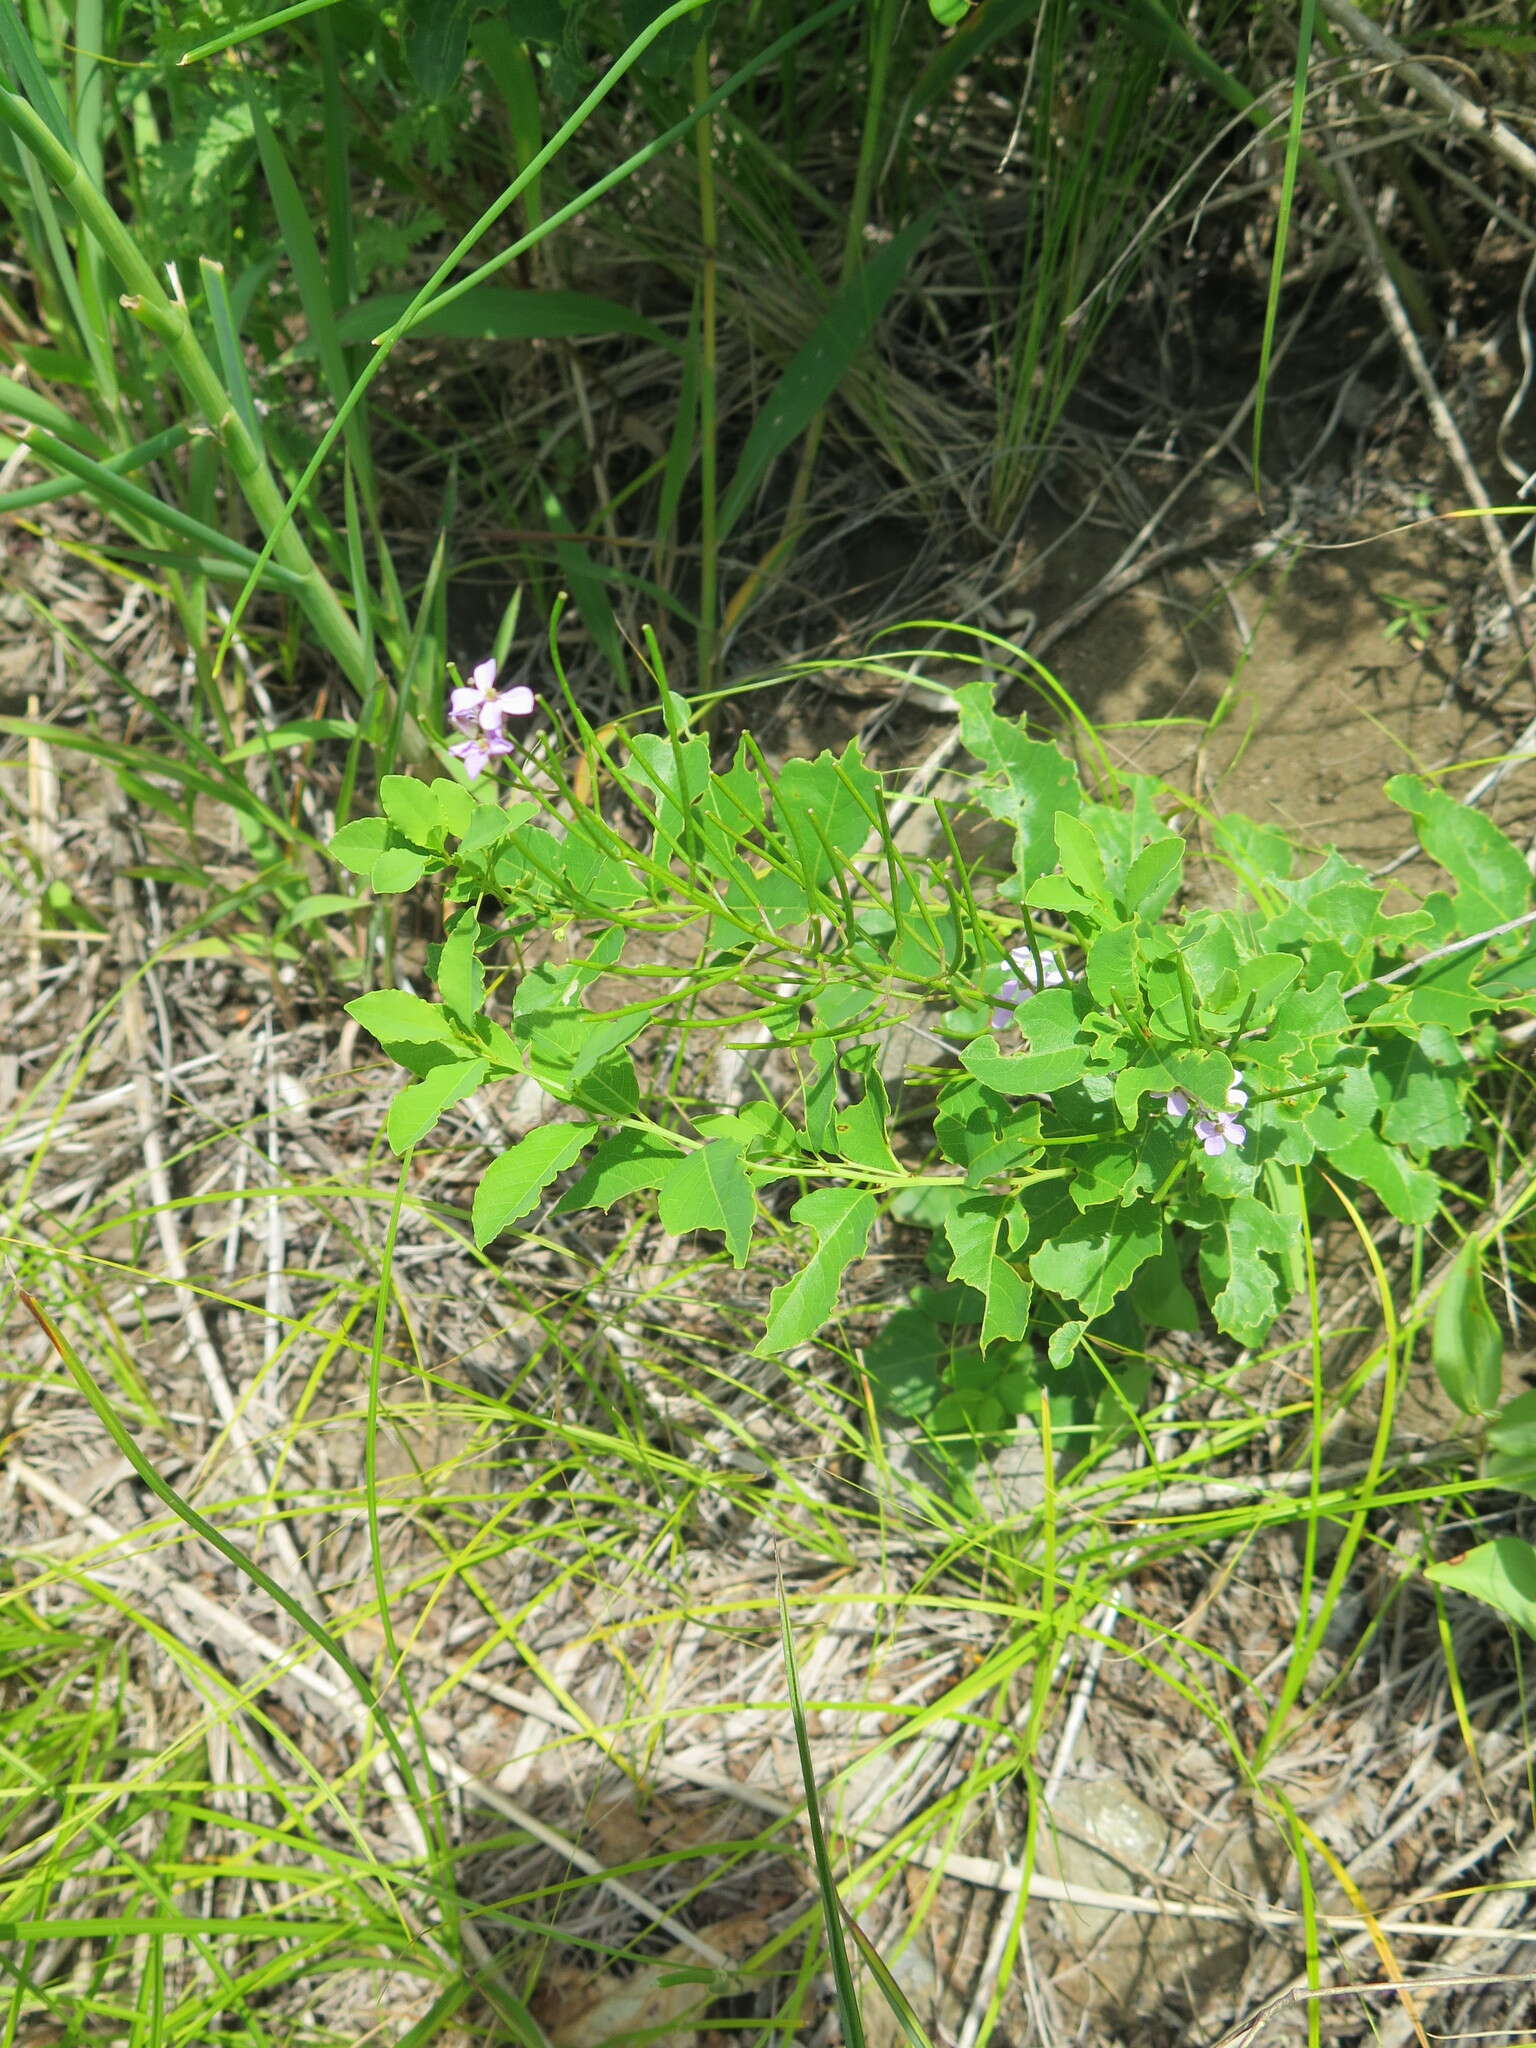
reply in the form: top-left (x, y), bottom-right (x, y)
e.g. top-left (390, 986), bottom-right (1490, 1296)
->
top-left (12, 422), bottom-right (308, 586)
top-left (778, 1575), bottom-right (868, 2048)
top-left (178, 0), bottom-right (346, 65)
top-left (717, 212), bottom-right (930, 542)
top-left (1252, 0), bottom-right (1317, 482)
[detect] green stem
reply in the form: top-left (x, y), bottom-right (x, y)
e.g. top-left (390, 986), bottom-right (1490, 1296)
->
top-left (0, 80), bottom-right (408, 737)
top-left (692, 35), bottom-right (719, 694)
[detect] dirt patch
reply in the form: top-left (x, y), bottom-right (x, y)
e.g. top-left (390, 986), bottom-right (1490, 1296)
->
top-left (1049, 513), bottom-right (1509, 869)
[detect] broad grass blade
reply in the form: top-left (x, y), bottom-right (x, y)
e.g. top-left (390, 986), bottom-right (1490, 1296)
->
top-left (718, 213), bottom-right (930, 541)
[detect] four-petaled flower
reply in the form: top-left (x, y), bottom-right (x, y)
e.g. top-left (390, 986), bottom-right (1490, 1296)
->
top-left (1156, 1069), bottom-right (1249, 1154)
top-left (991, 944), bottom-right (1067, 1029)
top-left (1193, 1109), bottom-right (1247, 1156)
top-left (447, 657), bottom-right (535, 779)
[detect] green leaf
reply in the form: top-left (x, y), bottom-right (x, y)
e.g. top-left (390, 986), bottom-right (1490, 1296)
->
top-left (1140, 1046), bottom-right (1235, 1116)
top-left (330, 816), bottom-right (389, 876)
top-left (566, 1052), bottom-right (639, 1120)
top-left (1488, 1391), bottom-right (1536, 1494)
top-left (1426, 1537), bottom-right (1536, 1641)
top-left (1084, 922), bottom-right (1139, 1016)
top-left (463, 803), bottom-right (519, 857)
top-left (657, 1138), bottom-right (755, 1267)
top-left (1029, 1204), bottom-right (1162, 1318)
top-left (404, 0), bottom-right (474, 98)
top-left (473, 1123), bottom-right (597, 1246)
top-left (371, 847), bottom-right (432, 893)
top-left (832, 1048), bottom-right (899, 1175)
top-left (1302, 1060), bottom-right (1379, 1150)
top-left (1378, 1028), bottom-right (1469, 1152)
top-left (513, 954), bottom-right (642, 1080)
top-left (379, 774), bottom-right (444, 849)
top-left (338, 288), bottom-right (676, 352)
top-left (1047, 1320), bottom-right (1087, 1369)
top-left (1055, 814), bottom-right (1110, 905)
top-left (1070, 1139), bottom-right (1157, 1211)
top-left (776, 744), bottom-right (883, 889)
top-left (1323, 1130), bottom-right (1440, 1226)
top-left (1205, 1195), bottom-right (1292, 1344)
top-left (627, 729), bottom-right (713, 856)
top-left (1268, 977), bottom-right (1350, 1048)
top-left (347, 988), bottom-right (459, 1047)
top-left (757, 1189), bottom-right (877, 1355)
top-left (554, 1129), bottom-right (683, 1214)
top-left (1205, 952), bottom-right (1301, 1026)
top-left (1400, 943), bottom-right (1498, 1032)
top-left (943, 1196), bottom-right (1031, 1350)
top-left (431, 777), bottom-right (476, 840)
top-left (963, 1035), bottom-right (1091, 1096)
top-left (387, 1058), bottom-right (488, 1154)
top-left (1385, 773), bottom-right (1532, 933)
top-left (1135, 1235), bottom-right (1201, 1333)
top-left (935, 1079), bottom-right (1041, 1181)
top-left (435, 916), bottom-right (485, 1027)
top-left (1212, 811), bottom-right (1296, 885)
top-left (1432, 1239), bottom-right (1503, 1418)
top-left (1120, 835), bottom-right (1183, 918)
top-left (953, 681), bottom-right (1084, 886)
top-left (1489, 1389), bottom-right (1536, 1459)
top-left (962, 985), bottom-right (1093, 1095)
top-left (719, 215), bottom-right (932, 540)
top-left (861, 1306), bottom-right (946, 1421)
top-left (694, 1099), bottom-right (802, 1160)
top-left (503, 0), bottom-right (564, 35)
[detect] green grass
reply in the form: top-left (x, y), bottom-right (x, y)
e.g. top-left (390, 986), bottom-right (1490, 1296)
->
top-left (4, 1), bottom-right (1536, 2042)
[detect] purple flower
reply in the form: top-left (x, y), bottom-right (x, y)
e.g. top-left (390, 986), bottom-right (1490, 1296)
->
top-left (447, 657), bottom-right (535, 778)
top-left (1194, 1110), bottom-right (1247, 1157)
top-left (1155, 1068), bottom-right (1248, 1137)
top-left (991, 945), bottom-right (1067, 1029)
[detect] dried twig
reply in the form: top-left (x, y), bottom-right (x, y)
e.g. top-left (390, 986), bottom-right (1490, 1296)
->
top-left (1318, 0), bottom-right (1536, 191)
top-left (1325, 144), bottom-right (1534, 693)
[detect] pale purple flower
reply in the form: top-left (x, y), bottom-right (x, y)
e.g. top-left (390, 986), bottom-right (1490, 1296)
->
top-left (1194, 1110), bottom-right (1247, 1157)
top-left (991, 945), bottom-right (1067, 1029)
top-left (447, 657), bottom-right (535, 778)
top-left (1156, 1068), bottom-right (1247, 1131)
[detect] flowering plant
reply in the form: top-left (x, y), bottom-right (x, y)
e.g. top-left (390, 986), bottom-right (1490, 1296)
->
top-left (446, 657), bottom-right (536, 779)
top-left (332, 666), bottom-right (1536, 1466)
